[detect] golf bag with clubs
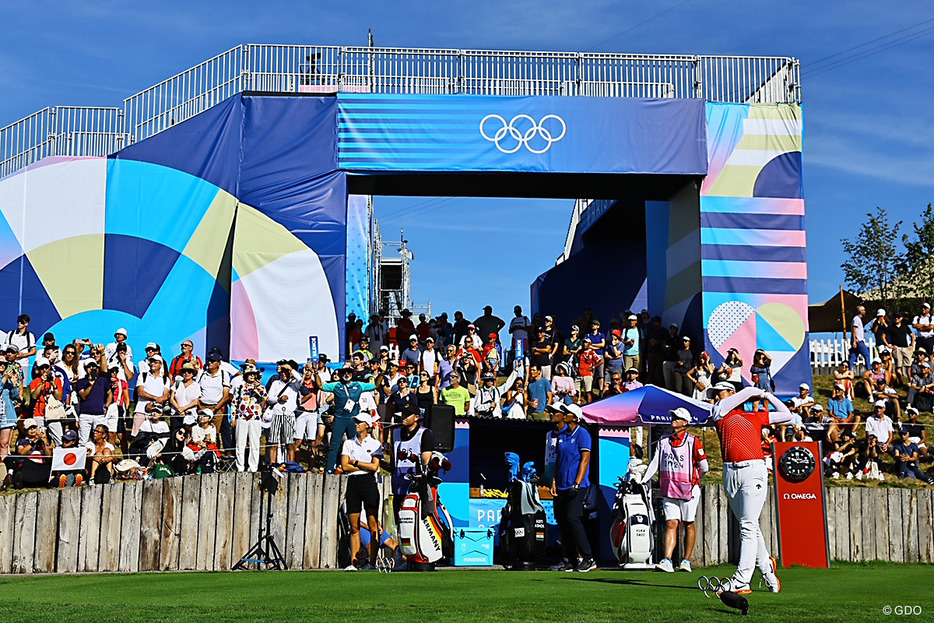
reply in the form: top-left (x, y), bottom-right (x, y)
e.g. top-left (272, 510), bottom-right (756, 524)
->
top-left (397, 449), bottom-right (455, 570)
top-left (499, 452), bottom-right (547, 570)
top-left (610, 458), bottom-right (655, 569)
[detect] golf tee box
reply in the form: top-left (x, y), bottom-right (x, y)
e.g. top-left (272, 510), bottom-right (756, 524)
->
top-left (453, 528), bottom-right (494, 566)
top-left (772, 441), bottom-right (830, 568)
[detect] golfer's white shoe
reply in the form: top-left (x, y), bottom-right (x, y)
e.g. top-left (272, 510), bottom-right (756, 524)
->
top-left (655, 558), bottom-right (674, 573)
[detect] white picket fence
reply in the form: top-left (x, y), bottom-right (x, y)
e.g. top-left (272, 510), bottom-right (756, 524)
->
top-left (810, 336), bottom-right (879, 374)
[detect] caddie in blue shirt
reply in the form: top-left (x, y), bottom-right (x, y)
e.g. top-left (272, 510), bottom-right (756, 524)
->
top-left (321, 365), bottom-right (376, 473)
top-left (550, 403), bottom-right (595, 572)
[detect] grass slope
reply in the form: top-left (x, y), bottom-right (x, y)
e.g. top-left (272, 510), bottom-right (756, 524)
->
top-left (0, 562), bottom-right (929, 622)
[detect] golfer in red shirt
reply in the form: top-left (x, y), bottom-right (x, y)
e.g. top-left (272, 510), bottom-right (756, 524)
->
top-left (710, 382), bottom-right (792, 594)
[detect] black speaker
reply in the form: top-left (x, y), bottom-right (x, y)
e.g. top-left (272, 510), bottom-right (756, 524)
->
top-left (425, 403), bottom-right (456, 452)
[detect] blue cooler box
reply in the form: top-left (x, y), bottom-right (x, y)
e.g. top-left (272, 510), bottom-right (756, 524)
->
top-left (453, 528), bottom-right (494, 566)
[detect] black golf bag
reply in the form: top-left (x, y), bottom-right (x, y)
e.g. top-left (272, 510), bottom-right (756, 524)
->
top-left (499, 452), bottom-right (546, 570)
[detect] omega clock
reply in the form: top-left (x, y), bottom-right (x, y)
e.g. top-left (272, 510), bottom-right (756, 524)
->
top-left (778, 446), bottom-right (816, 482)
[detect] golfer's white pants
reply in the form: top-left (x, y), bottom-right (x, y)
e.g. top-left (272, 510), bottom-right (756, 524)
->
top-left (723, 460), bottom-right (772, 586)
top-left (79, 414), bottom-right (106, 446)
top-left (235, 419), bottom-right (262, 472)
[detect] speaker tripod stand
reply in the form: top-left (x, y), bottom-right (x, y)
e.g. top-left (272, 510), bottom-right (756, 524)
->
top-left (233, 471), bottom-right (286, 571)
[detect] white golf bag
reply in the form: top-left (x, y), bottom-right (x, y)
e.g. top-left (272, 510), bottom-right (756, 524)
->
top-left (397, 450), bottom-right (454, 568)
top-left (610, 459), bottom-right (655, 569)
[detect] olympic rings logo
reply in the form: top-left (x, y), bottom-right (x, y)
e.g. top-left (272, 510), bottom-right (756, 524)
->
top-left (479, 114), bottom-right (567, 154)
top-left (697, 575), bottom-right (733, 597)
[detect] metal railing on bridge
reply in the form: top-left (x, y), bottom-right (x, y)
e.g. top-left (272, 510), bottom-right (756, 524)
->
top-left (1, 44), bottom-right (801, 179)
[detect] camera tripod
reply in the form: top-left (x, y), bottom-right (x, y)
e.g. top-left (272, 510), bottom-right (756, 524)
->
top-left (233, 470), bottom-right (286, 570)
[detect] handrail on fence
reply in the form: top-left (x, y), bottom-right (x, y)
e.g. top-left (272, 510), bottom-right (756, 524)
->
top-left (0, 44), bottom-right (802, 180)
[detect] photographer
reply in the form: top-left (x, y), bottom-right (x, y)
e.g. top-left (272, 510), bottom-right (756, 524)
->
top-left (471, 371), bottom-right (502, 417)
top-left (265, 359), bottom-right (301, 465)
top-left (294, 361), bottom-right (325, 463)
top-left (340, 413), bottom-right (383, 571)
top-left (75, 360), bottom-right (112, 446)
top-left (11, 418), bottom-right (52, 488)
top-left (0, 358), bottom-right (23, 461)
top-left (27, 357), bottom-right (63, 439)
top-left (231, 363), bottom-right (267, 472)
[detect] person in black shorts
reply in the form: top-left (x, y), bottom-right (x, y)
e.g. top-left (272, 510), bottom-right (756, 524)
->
top-left (340, 412), bottom-right (383, 570)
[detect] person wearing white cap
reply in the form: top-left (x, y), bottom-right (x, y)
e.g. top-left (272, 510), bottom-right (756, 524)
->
top-left (551, 403), bottom-right (595, 572)
top-left (341, 412), bottom-right (383, 570)
top-left (859, 400), bottom-right (894, 480)
top-left (621, 314), bottom-right (642, 373)
top-left (709, 382), bottom-right (792, 594)
top-left (74, 359), bottom-right (113, 446)
top-left (105, 328), bottom-right (134, 376)
top-left (640, 407), bottom-right (708, 573)
top-left (913, 303), bottom-right (934, 355)
top-left (848, 305), bottom-right (870, 370)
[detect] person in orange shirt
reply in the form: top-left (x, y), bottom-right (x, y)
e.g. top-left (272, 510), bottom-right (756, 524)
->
top-left (710, 382), bottom-right (793, 594)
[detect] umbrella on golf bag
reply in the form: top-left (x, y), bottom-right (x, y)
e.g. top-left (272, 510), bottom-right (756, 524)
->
top-left (580, 385), bottom-right (712, 427)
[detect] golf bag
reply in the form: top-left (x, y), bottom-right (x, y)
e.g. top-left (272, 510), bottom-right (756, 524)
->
top-left (499, 452), bottom-right (547, 570)
top-left (610, 459), bottom-right (654, 568)
top-left (397, 450), bottom-right (455, 569)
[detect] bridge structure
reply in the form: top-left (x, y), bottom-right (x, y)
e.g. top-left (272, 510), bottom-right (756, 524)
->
top-left (0, 44), bottom-right (807, 392)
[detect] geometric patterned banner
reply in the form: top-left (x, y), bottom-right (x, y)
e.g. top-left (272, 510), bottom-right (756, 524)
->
top-left (701, 103), bottom-right (810, 394)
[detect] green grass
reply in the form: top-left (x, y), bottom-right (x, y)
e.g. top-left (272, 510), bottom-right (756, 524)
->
top-left (0, 562), bottom-right (930, 621)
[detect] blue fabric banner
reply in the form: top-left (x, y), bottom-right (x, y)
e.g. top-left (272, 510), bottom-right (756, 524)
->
top-left (338, 94), bottom-right (707, 175)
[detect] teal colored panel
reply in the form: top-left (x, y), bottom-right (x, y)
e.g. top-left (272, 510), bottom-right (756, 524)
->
top-left (106, 159), bottom-right (220, 253)
top-left (756, 311), bottom-right (796, 352)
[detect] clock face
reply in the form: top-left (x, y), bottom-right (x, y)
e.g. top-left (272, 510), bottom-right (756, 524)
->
top-left (779, 446), bottom-right (816, 482)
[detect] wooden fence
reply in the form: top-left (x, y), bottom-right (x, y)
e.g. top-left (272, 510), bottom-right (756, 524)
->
top-left (0, 475), bottom-right (930, 574)
top-left (0, 472), bottom-right (389, 574)
top-left (687, 483), bottom-right (934, 567)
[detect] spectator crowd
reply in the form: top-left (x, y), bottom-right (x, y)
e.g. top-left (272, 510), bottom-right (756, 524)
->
top-left (1, 301), bottom-right (932, 491)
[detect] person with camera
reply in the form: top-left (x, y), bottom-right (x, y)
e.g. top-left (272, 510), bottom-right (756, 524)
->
top-left (27, 357), bottom-right (63, 437)
top-left (11, 418), bottom-right (52, 488)
top-left (471, 371), bottom-right (502, 417)
top-left (0, 357), bottom-right (23, 462)
top-left (105, 328), bottom-right (136, 384)
top-left (230, 363), bottom-right (267, 472)
top-left (75, 359), bottom-right (113, 446)
top-left (321, 365), bottom-right (376, 473)
top-left (293, 361), bottom-right (325, 462)
top-left (341, 412), bottom-right (383, 570)
top-left (264, 359), bottom-right (301, 465)
top-left (550, 403), bottom-right (595, 572)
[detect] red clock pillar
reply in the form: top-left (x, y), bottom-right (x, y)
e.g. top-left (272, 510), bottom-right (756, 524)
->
top-left (772, 441), bottom-right (830, 568)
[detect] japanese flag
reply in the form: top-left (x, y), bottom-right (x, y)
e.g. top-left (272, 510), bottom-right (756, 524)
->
top-left (52, 447), bottom-right (87, 472)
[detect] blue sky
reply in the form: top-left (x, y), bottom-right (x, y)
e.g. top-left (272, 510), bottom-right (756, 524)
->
top-left (2, 1), bottom-right (933, 328)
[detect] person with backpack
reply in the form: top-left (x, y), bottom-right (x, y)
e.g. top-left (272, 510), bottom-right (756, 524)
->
top-left (133, 357), bottom-right (171, 438)
top-left (196, 353), bottom-right (231, 450)
top-left (5, 314), bottom-right (36, 362)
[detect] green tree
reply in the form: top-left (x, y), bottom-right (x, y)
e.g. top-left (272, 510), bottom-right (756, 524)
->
top-left (902, 203), bottom-right (934, 305)
top-left (840, 206), bottom-right (904, 308)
